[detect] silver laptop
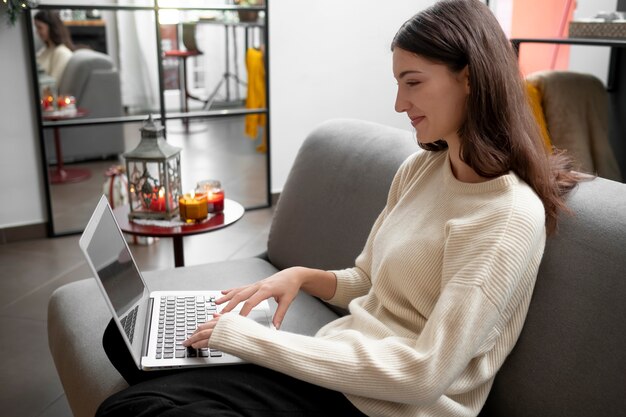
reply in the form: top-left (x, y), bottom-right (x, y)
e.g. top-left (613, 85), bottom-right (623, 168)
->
top-left (79, 195), bottom-right (273, 370)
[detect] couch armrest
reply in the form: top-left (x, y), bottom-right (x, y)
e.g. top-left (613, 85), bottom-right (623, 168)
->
top-left (48, 279), bottom-right (128, 417)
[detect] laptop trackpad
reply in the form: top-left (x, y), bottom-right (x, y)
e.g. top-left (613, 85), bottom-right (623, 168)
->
top-left (244, 309), bottom-right (273, 328)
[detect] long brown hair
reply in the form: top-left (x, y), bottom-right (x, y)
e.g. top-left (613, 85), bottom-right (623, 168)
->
top-left (34, 10), bottom-right (75, 50)
top-left (391, 0), bottom-right (579, 235)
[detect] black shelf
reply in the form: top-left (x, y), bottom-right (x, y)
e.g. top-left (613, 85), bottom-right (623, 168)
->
top-left (510, 37), bottom-right (626, 91)
top-left (511, 37), bottom-right (626, 54)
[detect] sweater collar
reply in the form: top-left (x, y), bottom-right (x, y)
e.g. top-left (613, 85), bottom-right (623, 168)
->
top-left (442, 150), bottom-right (518, 194)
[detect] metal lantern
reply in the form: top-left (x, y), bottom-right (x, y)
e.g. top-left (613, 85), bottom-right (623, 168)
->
top-left (124, 116), bottom-right (182, 220)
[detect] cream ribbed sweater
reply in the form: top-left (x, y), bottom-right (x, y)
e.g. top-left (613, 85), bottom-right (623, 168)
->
top-left (37, 44), bottom-right (72, 85)
top-left (211, 149), bottom-right (546, 417)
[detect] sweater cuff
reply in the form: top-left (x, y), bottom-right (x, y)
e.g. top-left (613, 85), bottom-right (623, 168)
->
top-left (325, 268), bottom-right (371, 308)
top-left (209, 312), bottom-right (275, 353)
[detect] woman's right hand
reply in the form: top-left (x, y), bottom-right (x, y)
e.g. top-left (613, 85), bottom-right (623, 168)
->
top-left (216, 266), bottom-right (337, 330)
top-left (217, 267), bottom-right (306, 330)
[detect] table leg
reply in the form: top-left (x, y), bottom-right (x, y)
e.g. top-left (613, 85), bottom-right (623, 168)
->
top-left (49, 126), bottom-right (91, 184)
top-left (53, 127), bottom-right (64, 178)
top-left (173, 235), bottom-right (185, 267)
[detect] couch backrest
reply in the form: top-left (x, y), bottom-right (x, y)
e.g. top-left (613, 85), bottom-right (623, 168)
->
top-left (59, 49), bottom-right (115, 100)
top-left (269, 119), bottom-right (626, 416)
top-left (267, 118), bottom-right (417, 270)
top-left (480, 176), bottom-right (626, 416)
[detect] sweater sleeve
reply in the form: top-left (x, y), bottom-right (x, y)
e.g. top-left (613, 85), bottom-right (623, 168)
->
top-left (210, 188), bottom-right (546, 406)
top-left (211, 284), bottom-right (498, 405)
top-left (326, 152), bottom-right (423, 308)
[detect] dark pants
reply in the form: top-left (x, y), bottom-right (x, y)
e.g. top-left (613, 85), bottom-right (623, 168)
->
top-left (97, 319), bottom-right (368, 417)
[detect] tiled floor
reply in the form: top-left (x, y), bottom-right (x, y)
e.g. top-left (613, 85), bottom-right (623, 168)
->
top-left (0, 117), bottom-right (274, 416)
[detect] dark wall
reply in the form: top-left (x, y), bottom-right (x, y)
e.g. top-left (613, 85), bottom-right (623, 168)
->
top-left (604, 0), bottom-right (626, 178)
top-left (608, 49), bottom-right (626, 179)
top-left (606, 0), bottom-right (626, 178)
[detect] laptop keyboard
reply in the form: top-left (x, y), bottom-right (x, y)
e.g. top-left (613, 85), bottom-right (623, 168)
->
top-left (156, 295), bottom-right (224, 360)
top-left (120, 305), bottom-right (139, 344)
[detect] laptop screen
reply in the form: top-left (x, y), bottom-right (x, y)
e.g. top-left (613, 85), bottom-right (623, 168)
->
top-left (84, 200), bottom-right (145, 318)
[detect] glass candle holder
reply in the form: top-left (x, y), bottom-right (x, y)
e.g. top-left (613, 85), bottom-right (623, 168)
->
top-left (196, 180), bottom-right (225, 213)
top-left (179, 192), bottom-right (208, 223)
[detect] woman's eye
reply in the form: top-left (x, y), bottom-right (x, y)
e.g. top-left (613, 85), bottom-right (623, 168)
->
top-left (406, 81), bottom-right (421, 87)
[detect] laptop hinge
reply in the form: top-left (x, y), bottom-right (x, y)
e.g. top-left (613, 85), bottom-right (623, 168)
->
top-left (142, 297), bottom-right (154, 357)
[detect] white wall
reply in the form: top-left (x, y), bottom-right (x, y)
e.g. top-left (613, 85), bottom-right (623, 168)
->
top-left (0, 16), bottom-right (47, 228)
top-left (268, 0), bottom-right (430, 193)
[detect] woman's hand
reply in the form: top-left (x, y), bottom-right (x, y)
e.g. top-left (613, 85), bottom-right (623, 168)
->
top-left (182, 313), bottom-right (221, 349)
top-left (217, 267), bottom-right (307, 330)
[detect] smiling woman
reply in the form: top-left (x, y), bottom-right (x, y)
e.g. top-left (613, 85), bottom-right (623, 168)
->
top-left (392, 49), bottom-right (472, 180)
top-left (95, 2), bottom-right (582, 417)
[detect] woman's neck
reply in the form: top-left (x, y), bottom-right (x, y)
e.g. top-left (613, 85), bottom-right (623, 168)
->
top-left (446, 141), bottom-right (488, 184)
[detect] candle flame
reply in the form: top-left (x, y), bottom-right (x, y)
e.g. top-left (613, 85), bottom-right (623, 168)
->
top-left (158, 187), bottom-right (165, 198)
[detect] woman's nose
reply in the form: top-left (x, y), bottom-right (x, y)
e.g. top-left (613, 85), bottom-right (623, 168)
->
top-left (394, 91), bottom-right (409, 113)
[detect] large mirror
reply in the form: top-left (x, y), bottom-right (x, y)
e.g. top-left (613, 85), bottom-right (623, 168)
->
top-left (28, 1), bottom-right (269, 236)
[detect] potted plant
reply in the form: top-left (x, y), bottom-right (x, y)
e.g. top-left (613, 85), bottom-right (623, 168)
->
top-left (234, 0), bottom-right (264, 23)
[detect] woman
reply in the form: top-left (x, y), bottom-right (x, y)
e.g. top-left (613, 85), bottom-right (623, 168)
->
top-left (34, 10), bottom-right (74, 85)
top-left (97, 1), bottom-right (579, 416)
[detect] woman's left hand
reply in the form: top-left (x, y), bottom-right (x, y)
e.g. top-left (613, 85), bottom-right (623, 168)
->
top-left (182, 313), bottom-right (221, 349)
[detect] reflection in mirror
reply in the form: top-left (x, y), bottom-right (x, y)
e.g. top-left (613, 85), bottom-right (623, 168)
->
top-left (159, 6), bottom-right (267, 138)
top-left (29, 4), bottom-right (268, 236)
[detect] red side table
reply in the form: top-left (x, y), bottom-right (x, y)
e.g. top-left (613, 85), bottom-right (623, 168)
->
top-left (43, 109), bottom-right (91, 184)
top-left (112, 199), bottom-right (245, 267)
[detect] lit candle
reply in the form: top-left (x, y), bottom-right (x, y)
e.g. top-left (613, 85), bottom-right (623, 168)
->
top-left (150, 187), bottom-right (167, 212)
top-left (206, 188), bottom-right (224, 213)
top-left (42, 94), bottom-right (54, 111)
top-left (179, 191), bottom-right (208, 223)
top-left (197, 180), bottom-right (225, 213)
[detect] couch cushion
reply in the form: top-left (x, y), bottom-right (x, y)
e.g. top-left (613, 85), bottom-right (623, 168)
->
top-left (268, 118), bottom-right (417, 271)
top-left (481, 176), bottom-right (626, 416)
top-left (48, 257), bottom-right (339, 417)
top-left (59, 49), bottom-right (115, 99)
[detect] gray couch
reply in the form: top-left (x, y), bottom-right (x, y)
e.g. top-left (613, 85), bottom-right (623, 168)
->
top-left (44, 49), bottom-right (125, 164)
top-left (48, 119), bottom-right (626, 417)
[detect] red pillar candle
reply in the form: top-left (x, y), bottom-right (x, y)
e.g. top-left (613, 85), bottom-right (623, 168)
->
top-left (207, 189), bottom-right (224, 213)
top-left (149, 187), bottom-right (167, 212)
top-left (197, 180), bottom-right (225, 213)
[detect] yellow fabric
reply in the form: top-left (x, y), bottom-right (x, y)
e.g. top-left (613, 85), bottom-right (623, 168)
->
top-left (525, 82), bottom-right (552, 150)
top-left (245, 47), bottom-right (266, 150)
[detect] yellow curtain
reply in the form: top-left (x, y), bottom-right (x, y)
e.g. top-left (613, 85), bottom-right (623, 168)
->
top-left (245, 47), bottom-right (266, 152)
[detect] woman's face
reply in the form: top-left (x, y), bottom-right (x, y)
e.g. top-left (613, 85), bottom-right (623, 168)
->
top-left (393, 48), bottom-right (469, 146)
top-left (34, 20), bottom-right (50, 44)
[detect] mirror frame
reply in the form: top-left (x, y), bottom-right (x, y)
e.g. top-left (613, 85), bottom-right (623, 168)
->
top-left (25, 1), bottom-right (271, 237)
